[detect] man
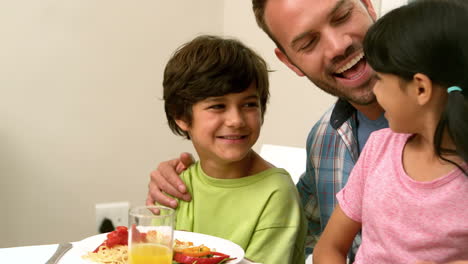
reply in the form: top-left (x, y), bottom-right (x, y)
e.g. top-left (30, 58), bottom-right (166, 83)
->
top-left (147, 0), bottom-right (388, 259)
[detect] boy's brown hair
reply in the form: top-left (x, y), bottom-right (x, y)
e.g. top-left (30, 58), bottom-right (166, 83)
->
top-left (163, 35), bottom-right (270, 139)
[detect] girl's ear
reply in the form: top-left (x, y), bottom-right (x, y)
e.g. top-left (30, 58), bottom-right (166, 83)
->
top-left (175, 119), bottom-right (189, 131)
top-left (411, 73), bottom-right (433, 106)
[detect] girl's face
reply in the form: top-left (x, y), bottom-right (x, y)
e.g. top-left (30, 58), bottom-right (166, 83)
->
top-left (176, 83), bottom-right (262, 165)
top-left (373, 72), bottom-right (419, 133)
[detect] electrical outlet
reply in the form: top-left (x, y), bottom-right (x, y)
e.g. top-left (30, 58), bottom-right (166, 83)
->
top-left (95, 201), bottom-right (130, 233)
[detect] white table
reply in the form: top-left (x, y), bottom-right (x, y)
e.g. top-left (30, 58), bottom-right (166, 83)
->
top-left (0, 243), bottom-right (258, 264)
top-left (0, 244), bottom-right (59, 263)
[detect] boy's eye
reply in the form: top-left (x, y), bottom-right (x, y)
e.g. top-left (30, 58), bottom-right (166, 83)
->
top-left (208, 104), bottom-right (225, 110)
top-left (244, 101), bottom-right (259, 108)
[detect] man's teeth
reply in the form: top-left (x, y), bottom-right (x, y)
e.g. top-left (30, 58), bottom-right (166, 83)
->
top-left (336, 52), bottom-right (364, 74)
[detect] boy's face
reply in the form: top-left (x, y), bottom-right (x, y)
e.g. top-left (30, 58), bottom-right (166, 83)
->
top-left (176, 83), bottom-right (262, 164)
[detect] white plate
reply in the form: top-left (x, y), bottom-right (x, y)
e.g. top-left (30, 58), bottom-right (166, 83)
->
top-left (59, 230), bottom-right (244, 264)
top-left (174, 231), bottom-right (244, 264)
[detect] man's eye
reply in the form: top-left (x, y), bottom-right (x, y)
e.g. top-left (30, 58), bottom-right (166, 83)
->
top-left (299, 38), bottom-right (317, 52)
top-left (299, 42), bottom-right (312, 51)
top-left (333, 10), bottom-right (351, 24)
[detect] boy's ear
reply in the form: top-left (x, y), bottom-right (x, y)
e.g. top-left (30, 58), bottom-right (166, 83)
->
top-left (411, 73), bottom-right (433, 106)
top-left (274, 48), bottom-right (305, 77)
top-left (175, 119), bottom-right (189, 131)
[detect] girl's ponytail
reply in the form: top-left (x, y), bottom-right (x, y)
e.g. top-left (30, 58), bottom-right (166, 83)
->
top-left (435, 87), bottom-right (468, 174)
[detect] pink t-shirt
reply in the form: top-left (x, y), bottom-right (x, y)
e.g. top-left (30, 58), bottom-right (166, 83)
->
top-left (337, 128), bottom-right (468, 264)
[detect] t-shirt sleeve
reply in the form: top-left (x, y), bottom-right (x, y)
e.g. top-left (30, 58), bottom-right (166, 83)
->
top-left (336, 130), bottom-right (383, 223)
top-left (245, 175), bottom-right (306, 264)
top-left (336, 162), bottom-right (365, 222)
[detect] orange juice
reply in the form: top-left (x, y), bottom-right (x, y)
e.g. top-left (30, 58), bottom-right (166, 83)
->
top-left (129, 243), bottom-right (172, 264)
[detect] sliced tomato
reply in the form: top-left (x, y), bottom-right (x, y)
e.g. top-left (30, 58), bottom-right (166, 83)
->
top-left (116, 226), bottom-right (127, 234)
top-left (131, 224), bottom-right (147, 243)
top-left (94, 226), bottom-right (128, 252)
top-left (92, 242), bottom-right (106, 253)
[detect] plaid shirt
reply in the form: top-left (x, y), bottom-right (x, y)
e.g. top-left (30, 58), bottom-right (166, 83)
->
top-left (297, 98), bottom-right (361, 257)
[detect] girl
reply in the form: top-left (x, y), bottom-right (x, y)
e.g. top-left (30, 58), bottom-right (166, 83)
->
top-left (313, 0), bottom-right (468, 263)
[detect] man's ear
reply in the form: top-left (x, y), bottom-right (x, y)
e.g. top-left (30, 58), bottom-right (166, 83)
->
top-left (360, 0), bottom-right (378, 21)
top-left (175, 119), bottom-right (189, 131)
top-left (411, 73), bottom-right (433, 106)
top-left (274, 48), bottom-right (305, 77)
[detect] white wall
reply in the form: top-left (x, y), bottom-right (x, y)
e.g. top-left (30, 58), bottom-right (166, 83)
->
top-left (1, 0), bottom-right (382, 248)
top-left (380, 0), bottom-right (407, 15)
top-left (0, 0), bottom-right (222, 247)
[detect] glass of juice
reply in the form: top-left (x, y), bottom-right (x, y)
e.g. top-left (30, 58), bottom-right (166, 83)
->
top-left (128, 205), bottom-right (175, 264)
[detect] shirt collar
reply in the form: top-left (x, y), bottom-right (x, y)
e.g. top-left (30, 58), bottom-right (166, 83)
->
top-left (330, 98), bottom-right (357, 130)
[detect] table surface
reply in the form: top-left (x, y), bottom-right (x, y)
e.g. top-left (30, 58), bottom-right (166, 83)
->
top-left (0, 243), bottom-right (258, 264)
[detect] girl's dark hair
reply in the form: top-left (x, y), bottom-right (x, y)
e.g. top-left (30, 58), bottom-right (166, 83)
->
top-left (163, 35), bottom-right (269, 139)
top-left (363, 0), bottom-right (468, 173)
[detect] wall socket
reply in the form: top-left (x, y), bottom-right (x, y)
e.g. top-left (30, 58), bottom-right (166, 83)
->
top-left (95, 201), bottom-right (130, 233)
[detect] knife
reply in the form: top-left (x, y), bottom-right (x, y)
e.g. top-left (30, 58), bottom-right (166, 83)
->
top-left (45, 242), bottom-right (73, 264)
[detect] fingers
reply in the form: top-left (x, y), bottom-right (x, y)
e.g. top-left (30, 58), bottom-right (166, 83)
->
top-left (158, 158), bottom-right (190, 195)
top-left (178, 152), bottom-right (195, 172)
top-left (145, 194), bottom-right (162, 214)
top-left (147, 158), bottom-right (192, 206)
top-left (146, 192), bottom-right (156, 206)
top-left (147, 180), bottom-right (178, 208)
top-left (149, 165), bottom-right (183, 204)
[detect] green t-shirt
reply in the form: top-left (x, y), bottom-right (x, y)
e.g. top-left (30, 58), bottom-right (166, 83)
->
top-left (175, 161), bottom-right (306, 264)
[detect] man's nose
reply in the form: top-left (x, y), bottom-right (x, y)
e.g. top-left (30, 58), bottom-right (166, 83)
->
top-left (323, 28), bottom-right (353, 63)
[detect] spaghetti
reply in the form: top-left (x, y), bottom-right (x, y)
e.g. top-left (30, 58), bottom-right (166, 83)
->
top-left (82, 245), bottom-right (128, 264)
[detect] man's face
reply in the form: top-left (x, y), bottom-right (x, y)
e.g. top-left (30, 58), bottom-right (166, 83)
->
top-left (264, 0), bottom-right (378, 105)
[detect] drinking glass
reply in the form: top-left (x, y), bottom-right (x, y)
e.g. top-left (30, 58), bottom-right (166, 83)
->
top-left (128, 205), bottom-right (175, 264)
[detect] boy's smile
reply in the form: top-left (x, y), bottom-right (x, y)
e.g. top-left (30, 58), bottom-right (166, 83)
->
top-left (176, 83), bottom-right (262, 169)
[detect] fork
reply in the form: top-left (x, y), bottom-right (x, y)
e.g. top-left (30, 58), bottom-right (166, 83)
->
top-left (45, 242), bottom-right (72, 264)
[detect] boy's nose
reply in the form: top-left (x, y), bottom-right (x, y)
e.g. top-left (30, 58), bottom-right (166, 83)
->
top-left (225, 109), bottom-right (246, 127)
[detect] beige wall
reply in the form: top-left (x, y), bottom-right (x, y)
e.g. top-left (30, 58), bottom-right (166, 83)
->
top-left (0, 0), bottom-right (381, 247)
top-left (0, 0), bottom-right (222, 247)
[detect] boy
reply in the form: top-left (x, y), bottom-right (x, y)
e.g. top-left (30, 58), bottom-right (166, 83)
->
top-left (162, 35), bottom-right (306, 264)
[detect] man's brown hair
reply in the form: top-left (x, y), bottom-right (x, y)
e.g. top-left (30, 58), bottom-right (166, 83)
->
top-left (163, 35), bottom-right (270, 139)
top-left (252, 0), bottom-right (285, 52)
top-left (253, 0), bottom-right (372, 53)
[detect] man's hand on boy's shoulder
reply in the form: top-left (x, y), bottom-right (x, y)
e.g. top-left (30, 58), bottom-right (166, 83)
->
top-left (146, 152), bottom-right (194, 208)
